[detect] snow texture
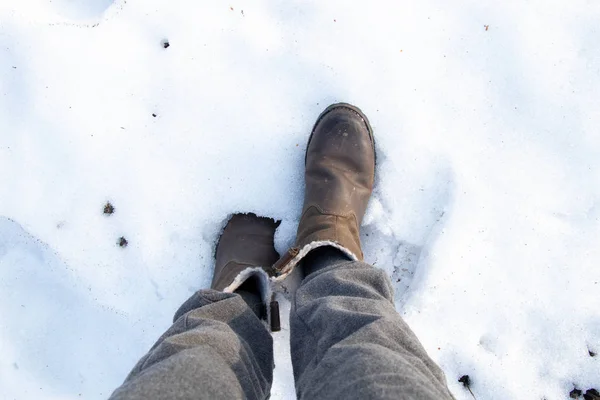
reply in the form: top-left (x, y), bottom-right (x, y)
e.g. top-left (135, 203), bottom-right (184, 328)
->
top-left (1, 0), bottom-right (599, 399)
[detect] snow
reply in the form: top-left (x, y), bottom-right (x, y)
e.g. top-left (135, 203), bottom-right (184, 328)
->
top-left (1, 0), bottom-right (599, 399)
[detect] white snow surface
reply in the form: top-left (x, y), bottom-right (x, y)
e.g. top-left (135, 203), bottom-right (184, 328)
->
top-left (1, 0), bottom-right (599, 399)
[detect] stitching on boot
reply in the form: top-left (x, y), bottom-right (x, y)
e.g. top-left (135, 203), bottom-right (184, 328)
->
top-left (301, 204), bottom-right (354, 219)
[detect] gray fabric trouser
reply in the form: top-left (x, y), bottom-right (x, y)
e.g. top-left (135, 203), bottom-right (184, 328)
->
top-left (110, 261), bottom-right (454, 399)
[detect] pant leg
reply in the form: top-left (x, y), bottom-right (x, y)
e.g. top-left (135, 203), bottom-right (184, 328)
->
top-left (110, 290), bottom-right (273, 400)
top-left (291, 260), bottom-right (454, 400)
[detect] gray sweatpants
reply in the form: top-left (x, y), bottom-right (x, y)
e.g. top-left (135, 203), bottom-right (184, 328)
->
top-left (110, 261), bottom-right (454, 399)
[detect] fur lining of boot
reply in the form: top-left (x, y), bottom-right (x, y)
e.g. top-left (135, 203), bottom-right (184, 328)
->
top-left (272, 240), bottom-right (358, 282)
top-left (222, 266), bottom-right (273, 325)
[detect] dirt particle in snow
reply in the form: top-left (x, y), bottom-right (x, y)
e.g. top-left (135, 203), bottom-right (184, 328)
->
top-left (152, 113), bottom-right (157, 118)
top-left (584, 389), bottom-right (600, 400)
top-left (458, 375), bottom-right (470, 385)
top-left (458, 375), bottom-right (475, 398)
top-left (589, 349), bottom-right (596, 357)
top-left (118, 237), bottom-right (128, 248)
top-left (571, 389), bottom-right (583, 398)
top-left (230, 6), bottom-right (234, 11)
top-left (484, 25), bottom-right (489, 31)
top-left (162, 40), bottom-right (170, 49)
top-left (104, 202), bottom-right (115, 215)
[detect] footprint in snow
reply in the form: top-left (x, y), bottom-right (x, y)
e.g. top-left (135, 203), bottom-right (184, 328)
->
top-left (361, 158), bottom-right (455, 303)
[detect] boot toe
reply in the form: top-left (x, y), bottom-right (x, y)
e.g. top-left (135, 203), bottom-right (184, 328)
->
top-left (311, 103), bottom-right (374, 144)
top-left (307, 104), bottom-right (375, 166)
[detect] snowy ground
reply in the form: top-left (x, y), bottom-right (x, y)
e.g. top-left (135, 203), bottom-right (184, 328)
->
top-left (1, 0), bottom-right (599, 399)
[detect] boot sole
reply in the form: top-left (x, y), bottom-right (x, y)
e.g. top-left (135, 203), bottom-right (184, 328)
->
top-left (305, 102), bottom-right (376, 165)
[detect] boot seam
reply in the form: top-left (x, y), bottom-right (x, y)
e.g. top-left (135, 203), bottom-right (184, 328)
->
top-left (302, 209), bottom-right (361, 252)
top-left (301, 204), bottom-right (356, 219)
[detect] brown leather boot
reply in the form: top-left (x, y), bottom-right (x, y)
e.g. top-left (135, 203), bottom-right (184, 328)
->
top-left (211, 213), bottom-right (280, 315)
top-left (273, 103), bottom-right (375, 278)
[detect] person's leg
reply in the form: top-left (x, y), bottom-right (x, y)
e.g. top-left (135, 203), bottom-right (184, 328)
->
top-left (291, 250), bottom-right (454, 399)
top-left (110, 289), bottom-right (273, 400)
top-left (110, 213), bottom-right (280, 400)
